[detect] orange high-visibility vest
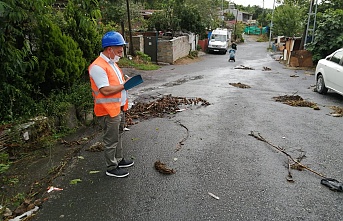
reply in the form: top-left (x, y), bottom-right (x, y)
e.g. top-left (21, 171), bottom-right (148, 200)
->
top-left (89, 56), bottom-right (128, 117)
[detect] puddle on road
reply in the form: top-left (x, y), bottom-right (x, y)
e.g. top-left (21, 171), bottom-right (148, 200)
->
top-left (128, 75), bottom-right (204, 105)
top-left (162, 75), bottom-right (204, 87)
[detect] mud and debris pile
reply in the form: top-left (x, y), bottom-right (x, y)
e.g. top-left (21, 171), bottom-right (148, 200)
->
top-left (229, 82), bottom-right (251, 89)
top-left (330, 106), bottom-right (343, 117)
top-left (273, 95), bottom-right (318, 109)
top-left (234, 65), bottom-right (255, 70)
top-left (154, 160), bottom-right (175, 174)
top-left (126, 95), bottom-right (210, 126)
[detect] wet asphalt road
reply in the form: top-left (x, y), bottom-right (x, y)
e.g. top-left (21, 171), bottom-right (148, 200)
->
top-left (34, 37), bottom-right (343, 221)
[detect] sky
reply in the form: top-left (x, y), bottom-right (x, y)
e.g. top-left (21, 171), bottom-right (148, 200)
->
top-left (227, 0), bottom-right (277, 9)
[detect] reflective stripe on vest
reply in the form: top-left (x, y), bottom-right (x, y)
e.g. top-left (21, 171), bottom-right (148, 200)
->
top-left (95, 98), bottom-right (121, 104)
top-left (92, 89), bottom-right (100, 97)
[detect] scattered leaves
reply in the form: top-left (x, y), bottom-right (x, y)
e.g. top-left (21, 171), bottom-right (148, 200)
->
top-left (85, 142), bottom-right (104, 152)
top-left (273, 95), bottom-right (318, 109)
top-left (126, 95), bottom-right (210, 126)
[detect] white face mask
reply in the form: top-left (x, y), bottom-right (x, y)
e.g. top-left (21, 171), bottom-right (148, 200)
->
top-left (110, 48), bottom-right (121, 63)
top-left (112, 55), bottom-right (121, 63)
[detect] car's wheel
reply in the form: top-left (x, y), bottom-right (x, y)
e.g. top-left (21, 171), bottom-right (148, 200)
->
top-left (316, 74), bottom-right (328, 94)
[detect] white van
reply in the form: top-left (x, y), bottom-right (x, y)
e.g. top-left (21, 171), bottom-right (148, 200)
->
top-left (208, 28), bottom-right (231, 54)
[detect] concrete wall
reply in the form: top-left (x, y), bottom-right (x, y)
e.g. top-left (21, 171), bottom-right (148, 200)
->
top-left (157, 36), bottom-right (191, 64)
top-left (131, 34), bottom-right (194, 64)
top-left (132, 35), bottom-right (144, 54)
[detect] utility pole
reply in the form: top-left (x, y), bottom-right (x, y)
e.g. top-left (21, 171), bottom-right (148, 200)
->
top-left (303, 0), bottom-right (318, 49)
top-left (126, 0), bottom-right (135, 56)
top-left (261, 0), bottom-right (265, 35)
top-left (221, 0), bottom-right (224, 28)
top-left (234, 8), bottom-right (238, 40)
top-left (268, 0), bottom-right (276, 49)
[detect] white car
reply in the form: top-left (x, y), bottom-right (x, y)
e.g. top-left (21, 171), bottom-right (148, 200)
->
top-left (315, 48), bottom-right (343, 95)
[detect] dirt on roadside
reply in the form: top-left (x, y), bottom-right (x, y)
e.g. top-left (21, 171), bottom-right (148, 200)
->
top-left (0, 126), bottom-right (100, 220)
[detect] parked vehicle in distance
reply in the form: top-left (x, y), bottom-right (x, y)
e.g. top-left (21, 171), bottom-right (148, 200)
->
top-left (315, 48), bottom-right (343, 96)
top-left (207, 28), bottom-right (231, 54)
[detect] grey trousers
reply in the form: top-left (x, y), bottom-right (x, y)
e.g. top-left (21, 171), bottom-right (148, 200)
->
top-left (98, 112), bottom-right (125, 170)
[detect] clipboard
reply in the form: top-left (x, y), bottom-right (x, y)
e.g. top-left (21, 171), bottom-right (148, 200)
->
top-left (124, 75), bottom-right (143, 90)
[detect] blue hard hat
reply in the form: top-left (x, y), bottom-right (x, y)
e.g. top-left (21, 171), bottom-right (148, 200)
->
top-left (102, 31), bottom-right (127, 48)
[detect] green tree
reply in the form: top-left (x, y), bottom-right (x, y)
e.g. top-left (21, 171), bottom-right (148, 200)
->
top-left (272, 4), bottom-right (303, 36)
top-left (100, 0), bottom-right (127, 25)
top-left (147, 10), bottom-right (169, 31)
top-left (281, 0), bottom-right (309, 8)
top-left (257, 10), bottom-right (268, 27)
top-left (319, 0), bottom-right (343, 11)
top-left (224, 11), bottom-right (235, 21)
top-left (61, 0), bottom-right (102, 64)
top-left (146, 0), bottom-right (180, 33)
top-left (178, 5), bottom-right (205, 35)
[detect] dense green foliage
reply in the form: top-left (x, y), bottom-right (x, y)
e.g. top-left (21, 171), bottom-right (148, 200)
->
top-left (61, 0), bottom-right (102, 64)
top-left (1, 1), bottom-right (46, 122)
top-left (307, 9), bottom-right (343, 62)
top-left (147, 2), bottom-right (205, 36)
top-left (34, 19), bottom-right (87, 94)
top-left (306, 0), bottom-right (343, 62)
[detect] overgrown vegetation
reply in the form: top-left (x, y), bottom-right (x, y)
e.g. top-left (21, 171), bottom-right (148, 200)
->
top-left (306, 7), bottom-right (343, 62)
top-left (118, 51), bottom-right (160, 70)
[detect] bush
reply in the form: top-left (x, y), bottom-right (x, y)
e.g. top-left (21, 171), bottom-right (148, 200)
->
top-left (188, 50), bottom-right (199, 58)
top-left (33, 19), bottom-right (87, 95)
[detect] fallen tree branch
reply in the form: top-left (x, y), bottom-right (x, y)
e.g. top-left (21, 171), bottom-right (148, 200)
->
top-left (249, 131), bottom-right (326, 178)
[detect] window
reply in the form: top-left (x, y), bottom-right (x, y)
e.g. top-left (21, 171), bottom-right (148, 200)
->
top-left (330, 51), bottom-right (343, 65)
top-left (211, 34), bottom-right (226, 42)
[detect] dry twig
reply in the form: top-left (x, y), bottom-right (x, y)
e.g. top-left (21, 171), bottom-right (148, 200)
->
top-left (249, 131), bottom-right (326, 178)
